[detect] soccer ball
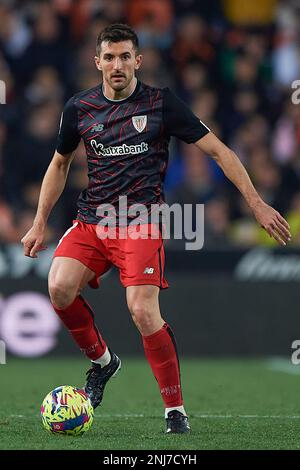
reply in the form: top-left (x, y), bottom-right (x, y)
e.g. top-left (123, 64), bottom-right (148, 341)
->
top-left (40, 385), bottom-right (94, 436)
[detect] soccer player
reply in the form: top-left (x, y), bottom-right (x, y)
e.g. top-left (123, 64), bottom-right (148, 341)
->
top-left (21, 24), bottom-right (291, 434)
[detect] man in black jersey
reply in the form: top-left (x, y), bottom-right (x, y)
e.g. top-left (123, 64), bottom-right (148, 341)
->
top-left (21, 24), bottom-right (291, 434)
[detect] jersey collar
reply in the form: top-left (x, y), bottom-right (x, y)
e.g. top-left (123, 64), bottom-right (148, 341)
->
top-left (100, 78), bottom-right (140, 103)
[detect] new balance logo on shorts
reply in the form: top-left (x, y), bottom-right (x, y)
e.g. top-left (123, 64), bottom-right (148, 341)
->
top-left (144, 267), bottom-right (154, 274)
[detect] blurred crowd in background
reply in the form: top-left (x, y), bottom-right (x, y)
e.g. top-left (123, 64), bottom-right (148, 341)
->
top-left (0, 0), bottom-right (300, 249)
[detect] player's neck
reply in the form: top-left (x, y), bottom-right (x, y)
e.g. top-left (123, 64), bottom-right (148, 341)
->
top-left (102, 77), bottom-right (137, 101)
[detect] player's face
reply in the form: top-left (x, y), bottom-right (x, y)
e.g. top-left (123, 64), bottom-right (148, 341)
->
top-left (95, 40), bottom-right (142, 92)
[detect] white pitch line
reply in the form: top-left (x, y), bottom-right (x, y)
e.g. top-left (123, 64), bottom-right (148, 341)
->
top-left (266, 358), bottom-right (300, 375)
top-left (7, 413), bottom-right (300, 420)
top-left (194, 415), bottom-right (300, 419)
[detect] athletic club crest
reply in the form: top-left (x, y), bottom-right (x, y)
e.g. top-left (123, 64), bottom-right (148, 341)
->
top-left (132, 115), bottom-right (147, 133)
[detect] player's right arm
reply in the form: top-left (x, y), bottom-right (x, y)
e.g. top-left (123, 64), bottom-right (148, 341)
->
top-left (21, 150), bottom-right (75, 258)
top-left (21, 96), bottom-right (80, 258)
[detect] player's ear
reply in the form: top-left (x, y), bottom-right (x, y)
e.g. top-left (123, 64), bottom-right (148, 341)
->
top-left (95, 56), bottom-right (102, 71)
top-left (135, 54), bottom-right (142, 71)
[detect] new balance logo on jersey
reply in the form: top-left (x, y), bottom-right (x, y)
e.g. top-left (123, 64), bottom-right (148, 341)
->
top-left (91, 123), bottom-right (104, 132)
top-left (144, 267), bottom-right (154, 274)
top-left (91, 140), bottom-right (148, 156)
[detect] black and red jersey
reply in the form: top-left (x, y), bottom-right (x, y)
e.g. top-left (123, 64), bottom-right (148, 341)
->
top-left (56, 80), bottom-right (210, 224)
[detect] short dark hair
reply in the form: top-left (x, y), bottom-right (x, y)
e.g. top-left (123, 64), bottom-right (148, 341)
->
top-left (96, 24), bottom-right (139, 56)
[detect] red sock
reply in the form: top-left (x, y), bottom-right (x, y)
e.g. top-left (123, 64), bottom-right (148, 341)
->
top-left (52, 295), bottom-right (107, 360)
top-left (142, 323), bottom-right (183, 407)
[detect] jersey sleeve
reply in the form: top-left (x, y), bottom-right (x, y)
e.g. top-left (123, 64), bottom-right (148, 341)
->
top-left (162, 88), bottom-right (210, 143)
top-left (56, 97), bottom-right (81, 154)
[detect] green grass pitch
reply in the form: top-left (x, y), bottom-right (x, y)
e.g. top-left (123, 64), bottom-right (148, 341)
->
top-left (0, 357), bottom-right (300, 450)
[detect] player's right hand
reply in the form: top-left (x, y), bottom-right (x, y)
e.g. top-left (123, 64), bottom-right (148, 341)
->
top-left (21, 225), bottom-right (48, 258)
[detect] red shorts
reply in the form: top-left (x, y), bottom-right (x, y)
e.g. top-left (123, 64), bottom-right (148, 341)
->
top-left (53, 220), bottom-right (168, 289)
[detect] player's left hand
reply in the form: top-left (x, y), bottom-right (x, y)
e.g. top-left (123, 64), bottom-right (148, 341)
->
top-left (252, 200), bottom-right (292, 246)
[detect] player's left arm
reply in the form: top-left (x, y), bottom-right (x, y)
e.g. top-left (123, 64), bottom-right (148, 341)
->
top-left (195, 132), bottom-right (292, 246)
